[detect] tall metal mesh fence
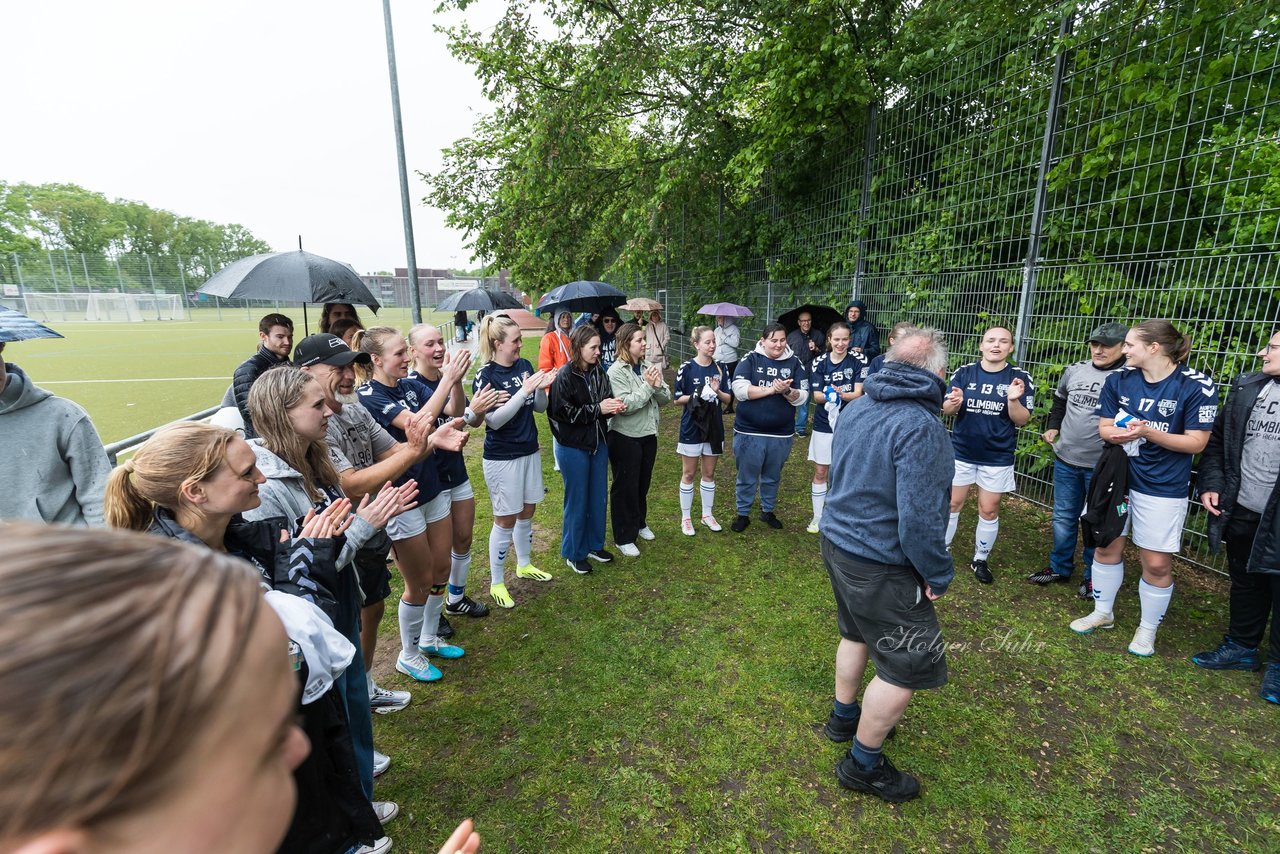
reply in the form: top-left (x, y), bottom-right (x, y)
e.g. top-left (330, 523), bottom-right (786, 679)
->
top-left (620, 0), bottom-right (1280, 574)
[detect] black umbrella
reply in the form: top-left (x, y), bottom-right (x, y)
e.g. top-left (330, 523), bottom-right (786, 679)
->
top-left (778, 303), bottom-right (843, 334)
top-left (0, 305), bottom-right (63, 343)
top-left (197, 250), bottom-right (381, 333)
top-left (435, 287), bottom-right (523, 313)
top-left (536, 280), bottom-right (627, 315)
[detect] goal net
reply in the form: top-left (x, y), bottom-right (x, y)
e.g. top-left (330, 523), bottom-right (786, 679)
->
top-left (22, 292), bottom-right (186, 322)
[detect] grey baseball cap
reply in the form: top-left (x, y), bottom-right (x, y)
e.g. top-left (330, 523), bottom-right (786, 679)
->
top-left (1088, 322), bottom-right (1128, 345)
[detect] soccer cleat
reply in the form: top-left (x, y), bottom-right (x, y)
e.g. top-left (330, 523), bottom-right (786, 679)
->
top-left (1261, 663), bottom-right (1280, 704)
top-left (835, 753), bottom-right (921, 803)
top-left (370, 685), bottom-right (411, 715)
top-left (567, 558), bottom-right (593, 574)
top-left (489, 583), bottom-right (516, 608)
top-left (731, 515), bottom-right (750, 533)
top-left (445, 595), bottom-right (490, 618)
top-left (395, 651), bottom-right (442, 682)
top-left (760, 511), bottom-right (783, 529)
top-left (516, 563), bottom-right (553, 581)
top-left (373, 751), bottom-right (391, 778)
top-left (1128, 625), bottom-right (1158, 657)
top-left (437, 615), bottom-right (455, 640)
top-left (701, 515), bottom-right (722, 532)
top-left (807, 518), bottom-right (820, 534)
top-left (617, 542), bottom-right (640, 557)
top-left (1026, 568), bottom-right (1070, 585)
top-left (373, 801), bottom-right (399, 824)
top-left (971, 559), bottom-right (993, 584)
top-left (1070, 610), bottom-right (1115, 634)
top-left (681, 517), bottom-right (696, 536)
top-left (637, 526), bottom-right (655, 541)
top-left (588, 549), bottom-right (614, 563)
top-left (1191, 636), bottom-right (1261, 671)
top-left (1077, 580), bottom-right (1093, 600)
top-left (419, 637), bottom-right (465, 659)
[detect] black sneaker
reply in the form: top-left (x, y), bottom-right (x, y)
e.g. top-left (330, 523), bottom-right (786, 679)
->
top-left (588, 549), bottom-right (614, 563)
top-left (437, 615), bottom-right (455, 639)
top-left (835, 753), bottom-right (921, 803)
top-left (731, 515), bottom-right (750, 533)
top-left (1077, 580), bottom-right (1093, 600)
top-left (823, 711), bottom-right (897, 743)
top-left (760, 511), bottom-right (784, 530)
top-left (567, 558), bottom-right (593, 574)
top-left (1026, 568), bottom-right (1069, 585)
top-left (444, 595), bottom-right (490, 618)
top-left (971, 559), bottom-right (993, 584)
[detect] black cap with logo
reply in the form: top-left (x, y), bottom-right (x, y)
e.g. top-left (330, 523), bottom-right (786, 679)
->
top-left (292, 333), bottom-right (371, 368)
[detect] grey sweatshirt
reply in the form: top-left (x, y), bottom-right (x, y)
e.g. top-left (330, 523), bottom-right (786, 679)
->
top-left (0, 363), bottom-right (111, 526)
top-left (1047, 358), bottom-right (1124, 469)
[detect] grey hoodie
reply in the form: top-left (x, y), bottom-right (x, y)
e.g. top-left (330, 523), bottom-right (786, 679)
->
top-left (243, 440), bottom-right (376, 571)
top-left (820, 360), bottom-right (955, 594)
top-left (0, 362), bottom-right (111, 526)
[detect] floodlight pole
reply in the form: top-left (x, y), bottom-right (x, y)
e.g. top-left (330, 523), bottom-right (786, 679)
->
top-left (382, 0), bottom-right (423, 323)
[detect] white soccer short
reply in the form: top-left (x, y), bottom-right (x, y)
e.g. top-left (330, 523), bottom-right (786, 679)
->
top-left (384, 489), bottom-right (453, 541)
top-left (447, 478), bottom-right (475, 503)
top-left (952, 460), bottom-right (1016, 493)
top-left (482, 452), bottom-right (545, 517)
top-left (1122, 490), bottom-right (1188, 553)
top-left (806, 431), bottom-right (834, 465)
top-left (676, 441), bottom-right (719, 458)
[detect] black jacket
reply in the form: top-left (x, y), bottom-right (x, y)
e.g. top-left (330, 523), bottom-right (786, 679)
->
top-left (148, 507), bottom-right (342, 622)
top-left (233, 344), bottom-right (290, 438)
top-left (1081, 443), bottom-right (1130, 549)
top-left (1196, 371), bottom-right (1280, 574)
top-left (548, 363), bottom-right (615, 452)
top-left (688, 394), bottom-right (726, 454)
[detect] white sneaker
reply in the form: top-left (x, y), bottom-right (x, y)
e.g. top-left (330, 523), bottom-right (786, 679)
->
top-left (1069, 610), bottom-right (1115, 634)
top-left (681, 517), bottom-right (695, 536)
top-left (806, 518), bottom-right (820, 534)
top-left (369, 685), bottom-right (411, 715)
top-left (373, 801), bottom-right (399, 824)
top-left (618, 542), bottom-right (640, 557)
top-left (373, 750), bottom-right (391, 777)
top-left (701, 515), bottom-right (722, 532)
top-left (1128, 625), bottom-right (1157, 657)
top-left (357, 837), bottom-right (393, 854)
top-left (638, 526), bottom-right (655, 541)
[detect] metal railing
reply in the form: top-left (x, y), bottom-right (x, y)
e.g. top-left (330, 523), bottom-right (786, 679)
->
top-left (104, 406), bottom-right (222, 464)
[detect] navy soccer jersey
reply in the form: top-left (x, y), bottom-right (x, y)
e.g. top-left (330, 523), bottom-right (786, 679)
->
top-left (473, 358), bottom-right (540, 460)
top-left (407, 370), bottom-right (469, 487)
top-left (356, 376), bottom-right (444, 500)
top-left (674, 358), bottom-right (730, 444)
top-left (1096, 364), bottom-right (1218, 498)
top-left (732, 350), bottom-right (809, 437)
top-left (811, 351), bottom-right (869, 434)
top-left (864, 353), bottom-right (887, 378)
top-left (948, 362), bottom-right (1035, 466)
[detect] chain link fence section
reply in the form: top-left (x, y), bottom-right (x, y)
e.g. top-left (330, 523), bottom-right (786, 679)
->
top-left (619, 1), bottom-right (1280, 575)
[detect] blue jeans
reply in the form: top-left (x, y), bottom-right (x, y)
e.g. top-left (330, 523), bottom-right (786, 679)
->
top-left (1050, 458), bottom-right (1094, 580)
top-left (332, 565), bottom-right (374, 799)
top-left (556, 442), bottom-right (608, 560)
top-left (734, 432), bottom-right (794, 515)
top-left (795, 400), bottom-right (810, 432)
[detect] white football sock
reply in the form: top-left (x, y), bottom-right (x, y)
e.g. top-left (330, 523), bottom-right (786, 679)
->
top-left (448, 551), bottom-right (471, 603)
top-left (489, 524), bottom-right (513, 585)
top-left (513, 517), bottom-right (534, 566)
top-left (1138, 578), bottom-right (1173, 630)
top-left (945, 511), bottom-right (960, 547)
top-left (699, 480), bottom-right (716, 518)
top-left (811, 483), bottom-right (827, 524)
top-left (423, 592), bottom-right (445, 645)
top-left (973, 516), bottom-right (999, 561)
top-left (679, 482), bottom-right (695, 520)
top-left (398, 598), bottom-right (425, 656)
top-left (1091, 560), bottom-right (1124, 615)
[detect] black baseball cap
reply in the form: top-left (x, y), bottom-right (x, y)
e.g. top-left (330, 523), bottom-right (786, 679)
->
top-left (293, 333), bottom-right (371, 368)
top-left (1087, 322), bottom-right (1128, 346)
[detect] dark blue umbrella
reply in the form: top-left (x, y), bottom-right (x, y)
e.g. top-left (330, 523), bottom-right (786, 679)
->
top-left (0, 305), bottom-right (63, 342)
top-left (435, 287), bottom-right (523, 313)
top-left (536, 280), bottom-right (626, 315)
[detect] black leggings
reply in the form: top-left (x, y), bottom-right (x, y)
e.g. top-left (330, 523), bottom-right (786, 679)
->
top-left (608, 431), bottom-right (657, 545)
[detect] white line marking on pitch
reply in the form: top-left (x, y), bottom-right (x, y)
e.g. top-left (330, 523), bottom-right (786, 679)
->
top-left (39, 377), bottom-right (229, 385)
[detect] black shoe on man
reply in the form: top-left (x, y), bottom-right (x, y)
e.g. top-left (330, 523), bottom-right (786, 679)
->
top-left (836, 753), bottom-right (921, 803)
top-left (731, 515), bottom-right (750, 533)
top-left (760, 511), bottom-right (784, 530)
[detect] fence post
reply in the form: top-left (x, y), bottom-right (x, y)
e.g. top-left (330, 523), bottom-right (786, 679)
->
top-left (13, 253), bottom-right (23, 291)
top-left (115, 255), bottom-right (125, 291)
top-left (80, 253), bottom-right (91, 290)
top-left (177, 255), bottom-right (190, 316)
top-left (1015, 10), bottom-right (1074, 363)
top-left (852, 102), bottom-right (878, 303)
top-left (62, 248), bottom-right (75, 293)
top-left (47, 250), bottom-right (59, 293)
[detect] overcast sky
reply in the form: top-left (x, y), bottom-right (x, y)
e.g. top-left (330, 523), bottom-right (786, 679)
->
top-left (0, 0), bottom-right (506, 273)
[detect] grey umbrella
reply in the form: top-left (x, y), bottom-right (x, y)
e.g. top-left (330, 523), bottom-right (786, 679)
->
top-left (435, 287), bottom-right (523, 313)
top-left (0, 304), bottom-right (63, 343)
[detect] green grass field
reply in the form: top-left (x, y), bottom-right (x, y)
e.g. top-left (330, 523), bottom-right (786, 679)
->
top-left (7, 319), bottom-right (1278, 851)
top-left (4, 307), bottom-right (457, 443)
